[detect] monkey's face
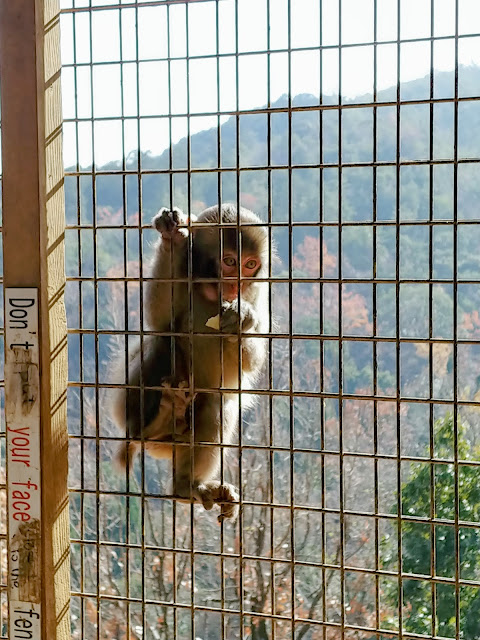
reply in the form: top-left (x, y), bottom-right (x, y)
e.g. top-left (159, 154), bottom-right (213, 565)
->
top-left (219, 251), bottom-right (260, 302)
top-left (192, 228), bottom-right (262, 304)
top-left (198, 249), bottom-right (261, 303)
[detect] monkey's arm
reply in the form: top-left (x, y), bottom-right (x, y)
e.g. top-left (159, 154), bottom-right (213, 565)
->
top-left (145, 208), bottom-right (195, 330)
top-left (241, 334), bottom-right (268, 376)
top-left (220, 286), bottom-right (269, 375)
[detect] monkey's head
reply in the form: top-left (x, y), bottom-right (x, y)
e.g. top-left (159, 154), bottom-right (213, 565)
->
top-left (192, 204), bottom-right (268, 304)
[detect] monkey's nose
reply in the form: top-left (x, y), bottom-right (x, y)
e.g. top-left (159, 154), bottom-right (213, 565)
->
top-left (222, 284), bottom-right (238, 302)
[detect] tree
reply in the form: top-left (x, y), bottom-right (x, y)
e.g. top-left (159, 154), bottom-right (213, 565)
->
top-left (383, 413), bottom-right (480, 638)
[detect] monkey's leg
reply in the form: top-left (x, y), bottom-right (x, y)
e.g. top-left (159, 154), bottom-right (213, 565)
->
top-left (138, 379), bottom-right (194, 452)
top-left (173, 449), bottom-right (240, 522)
top-left (172, 396), bottom-right (239, 522)
top-left (115, 336), bottom-right (176, 468)
top-left (145, 208), bottom-right (193, 331)
top-left (241, 335), bottom-right (268, 377)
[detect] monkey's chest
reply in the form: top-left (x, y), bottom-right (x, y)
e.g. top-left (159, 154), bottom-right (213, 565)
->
top-left (178, 335), bottom-right (243, 391)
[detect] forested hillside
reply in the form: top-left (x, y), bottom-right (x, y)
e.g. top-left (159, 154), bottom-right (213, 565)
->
top-left (65, 65), bottom-right (480, 276)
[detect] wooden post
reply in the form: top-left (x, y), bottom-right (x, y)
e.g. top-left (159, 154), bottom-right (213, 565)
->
top-left (0, 1), bottom-right (71, 639)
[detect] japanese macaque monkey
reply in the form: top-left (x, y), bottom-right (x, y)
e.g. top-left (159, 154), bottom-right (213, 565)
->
top-left (112, 204), bottom-right (269, 521)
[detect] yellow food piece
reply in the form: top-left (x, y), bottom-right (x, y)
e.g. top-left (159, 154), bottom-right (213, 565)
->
top-left (205, 314), bottom-right (220, 330)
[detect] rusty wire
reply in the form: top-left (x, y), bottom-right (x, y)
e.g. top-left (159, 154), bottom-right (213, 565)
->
top-left (60, 1), bottom-right (480, 639)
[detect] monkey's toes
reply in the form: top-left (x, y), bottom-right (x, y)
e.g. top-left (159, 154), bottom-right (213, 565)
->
top-left (197, 482), bottom-right (239, 522)
top-left (217, 500), bottom-right (239, 523)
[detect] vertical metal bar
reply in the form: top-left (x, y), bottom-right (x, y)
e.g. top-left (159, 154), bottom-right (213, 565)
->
top-left (372, 0), bottom-right (380, 634)
top-left (453, 2), bottom-right (460, 638)
top-left (131, 1), bottom-right (147, 635)
top-left (266, 1), bottom-right (276, 638)
top-left (319, 3), bottom-right (327, 636)
top-left (118, 6), bottom-right (131, 636)
top-left (233, 3), bottom-right (246, 638)
top-left (286, 2), bottom-right (296, 638)
top-left (70, 9), bottom-right (86, 639)
top-left (164, 6), bottom-right (179, 637)
top-left (428, 0), bottom-right (436, 635)
top-left (338, 1), bottom-right (345, 636)
top-left (85, 4), bottom-right (101, 638)
top-left (395, 0), bottom-right (404, 635)
top-left (184, 5), bottom-right (195, 640)
top-left (214, 4), bottom-right (228, 639)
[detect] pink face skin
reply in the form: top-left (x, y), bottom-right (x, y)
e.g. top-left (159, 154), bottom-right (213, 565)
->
top-left (201, 252), bottom-right (261, 303)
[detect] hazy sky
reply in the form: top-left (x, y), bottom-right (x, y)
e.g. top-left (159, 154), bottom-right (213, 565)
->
top-left (59, 0), bottom-right (480, 166)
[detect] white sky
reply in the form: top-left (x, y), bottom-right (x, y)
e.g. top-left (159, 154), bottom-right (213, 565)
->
top-left (59, 0), bottom-right (480, 167)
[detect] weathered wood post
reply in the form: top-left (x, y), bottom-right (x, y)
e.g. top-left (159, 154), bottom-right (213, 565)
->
top-left (0, 1), bottom-right (71, 638)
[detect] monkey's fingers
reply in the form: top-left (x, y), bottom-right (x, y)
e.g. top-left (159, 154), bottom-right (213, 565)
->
top-left (219, 308), bottom-right (240, 334)
top-left (220, 301), bottom-right (256, 334)
top-left (152, 207), bottom-right (188, 242)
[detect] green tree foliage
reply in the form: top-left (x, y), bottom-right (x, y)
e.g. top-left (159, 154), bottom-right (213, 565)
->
top-left (383, 413), bottom-right (480, 638)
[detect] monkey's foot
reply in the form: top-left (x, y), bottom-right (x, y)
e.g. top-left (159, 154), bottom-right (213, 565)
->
top-left (196, 482), bottom-right (239, 523)
top-left (160, 380), bottom-right (195, 420)
top-left (152, 207), bottom-right (189, 243)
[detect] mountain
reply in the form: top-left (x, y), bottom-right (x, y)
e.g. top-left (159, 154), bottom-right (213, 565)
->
top-left (65, 66), bottom-right (480, 281)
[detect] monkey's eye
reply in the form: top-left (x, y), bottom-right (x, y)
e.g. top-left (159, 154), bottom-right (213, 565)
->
top-left (223, 256), bottom-right (236, 267)
top-left (244, 259), bottom-right (258, 270)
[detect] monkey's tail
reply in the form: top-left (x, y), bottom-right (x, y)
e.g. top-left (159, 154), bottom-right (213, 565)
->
top-left (115, 441), bottom-right (137, 470)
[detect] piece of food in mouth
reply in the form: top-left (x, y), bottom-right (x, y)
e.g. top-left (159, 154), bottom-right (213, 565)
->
top-left (205, 314), bottom-right (220, 330)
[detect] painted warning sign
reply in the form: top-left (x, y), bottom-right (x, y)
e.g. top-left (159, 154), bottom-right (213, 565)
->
top-left (5, 288), bottom-right (41, 638)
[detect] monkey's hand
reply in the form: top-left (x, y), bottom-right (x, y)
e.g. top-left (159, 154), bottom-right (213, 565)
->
top-left (196, 481), bottom-right (240, 523)
top-left (220, 299), bottom-right (257, 334)
top-left (152, 207), bottom-right (190, 244)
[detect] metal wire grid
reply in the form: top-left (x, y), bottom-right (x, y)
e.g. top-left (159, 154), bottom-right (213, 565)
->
top-left (59, 1), bottom-right (480, 639)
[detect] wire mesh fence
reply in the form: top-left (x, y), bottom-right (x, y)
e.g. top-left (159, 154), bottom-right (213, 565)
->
top-left (58, 0), bottom-right (480, 638)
